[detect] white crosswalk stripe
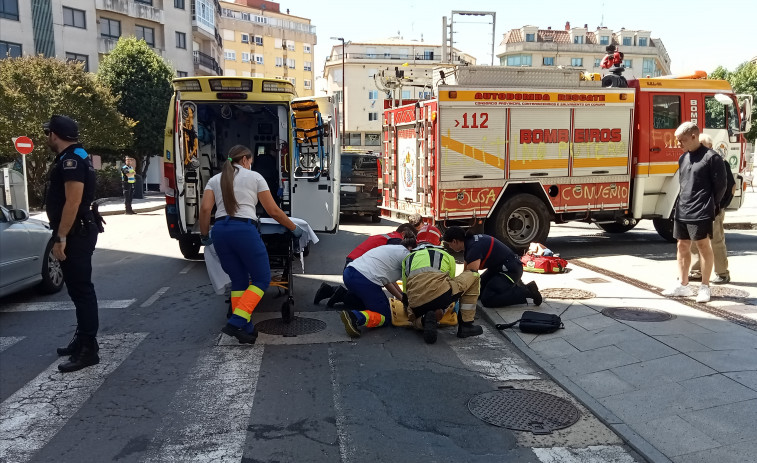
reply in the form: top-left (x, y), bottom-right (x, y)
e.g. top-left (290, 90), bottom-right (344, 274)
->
top-left (533, 445), bottom-right (638, 462)
top-left (0, 333), bottom-right (148, 463)
top-left (0, 299), bottom-right (137, 313)
top-left (142, 345), bottom-right (265, 463)
top-left (0, 336), bottom-right (24, 353)
top-left (450, 325), bottom-right (540, 381)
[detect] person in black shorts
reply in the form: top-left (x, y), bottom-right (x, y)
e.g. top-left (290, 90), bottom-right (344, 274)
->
top-left (662, 122), bottom-right (727, 303)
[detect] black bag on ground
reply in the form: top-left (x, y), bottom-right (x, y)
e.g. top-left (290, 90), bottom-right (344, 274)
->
top-left (496, 311), bottom-right (564, 334)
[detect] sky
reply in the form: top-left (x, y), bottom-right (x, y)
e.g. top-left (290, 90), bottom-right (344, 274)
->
top-left (277, 0), bottom-right (756, 78)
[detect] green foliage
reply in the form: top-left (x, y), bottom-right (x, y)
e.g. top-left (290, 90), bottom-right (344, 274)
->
top-left (0, 56), bottom-right (134, 207)
top-left (710, 62), bottom-right (757, 142)
top-left (95, 166), bottom-right (125, 200)
top-left (97, 38), bottom-right (174, 174)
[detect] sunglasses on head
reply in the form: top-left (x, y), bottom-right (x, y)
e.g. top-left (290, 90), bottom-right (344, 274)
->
top-left (43, 128), bottom-right (51, 136)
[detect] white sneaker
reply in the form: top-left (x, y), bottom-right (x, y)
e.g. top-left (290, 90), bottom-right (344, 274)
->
top-left (662, 284), bottom-right (695, 297)
top-left (696, 285), bottom-right (711, 303)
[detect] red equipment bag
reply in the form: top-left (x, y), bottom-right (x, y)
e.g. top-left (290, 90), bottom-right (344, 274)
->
top-left (521, 254), bottom-right (568, 274)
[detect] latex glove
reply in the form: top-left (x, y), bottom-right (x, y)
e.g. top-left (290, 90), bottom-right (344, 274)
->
top-left (200, 234), bottom-right (213, 246)
top-left (291, 225), bottom-right (304, 239)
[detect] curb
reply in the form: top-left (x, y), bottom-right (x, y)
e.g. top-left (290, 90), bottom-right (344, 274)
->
top-left (477, 304), bottom-right (670, 463)
top-left (723, 222), bottom-right (757, 230)
top-left (99, 204), bottom-right (164, 217)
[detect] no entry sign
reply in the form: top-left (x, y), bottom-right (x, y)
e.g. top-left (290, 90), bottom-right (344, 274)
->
top-left (14, 136), bottom-right (34, 155)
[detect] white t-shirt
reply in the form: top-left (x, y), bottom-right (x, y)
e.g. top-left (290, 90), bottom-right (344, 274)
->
top-left (348, 245), bottom-right (409, 286)
top-left (205, 165), bottom-right (269, 220)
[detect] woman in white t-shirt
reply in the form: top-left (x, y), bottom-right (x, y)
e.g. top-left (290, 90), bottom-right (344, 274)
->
top-left (199, 145), bottom-right (303, 344)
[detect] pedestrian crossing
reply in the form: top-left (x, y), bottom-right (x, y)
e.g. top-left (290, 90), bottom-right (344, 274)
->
top-left (0, 299), bottom-right (137, 313)
top-left (0, 321), bottom-right (640, 463)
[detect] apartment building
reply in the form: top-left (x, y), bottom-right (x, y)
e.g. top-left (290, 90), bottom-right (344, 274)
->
top-left (0, 0), bottom-right (223, 77)
top-left (218, 0), bottom-right (316, 96)
top-left (322, 38), bottom-right (475, 147)
top-left (496, 22), bottom-right (671, 78)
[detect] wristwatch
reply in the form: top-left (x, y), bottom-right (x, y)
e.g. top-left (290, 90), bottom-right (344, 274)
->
top-left (54, 235), bottom-right (66, 243)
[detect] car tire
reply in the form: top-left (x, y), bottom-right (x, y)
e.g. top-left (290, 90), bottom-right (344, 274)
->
top-left (653, 218), bottom-right (676, 243)
top-left (371, 214), bottom-right (382, 223)
top-left (179, 236), bottom-right (201, 259)
top-left (38, 239), bottom-right (64, 294)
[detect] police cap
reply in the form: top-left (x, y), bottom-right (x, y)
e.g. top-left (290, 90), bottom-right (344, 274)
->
top-left (43, 115), bottom-right (79, 141)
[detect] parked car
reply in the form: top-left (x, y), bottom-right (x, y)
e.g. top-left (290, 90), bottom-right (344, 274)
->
top-left (0, 206), bottom-right (64, 298)
top-left (340, 149), bottom-right (382, 222)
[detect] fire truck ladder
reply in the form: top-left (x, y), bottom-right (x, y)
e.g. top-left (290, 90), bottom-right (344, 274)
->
top-left (291, 100), bottom-right (325, 180)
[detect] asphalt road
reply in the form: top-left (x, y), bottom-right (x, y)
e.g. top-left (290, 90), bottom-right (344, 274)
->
top-left (0, 211), bottom-right (643, 463)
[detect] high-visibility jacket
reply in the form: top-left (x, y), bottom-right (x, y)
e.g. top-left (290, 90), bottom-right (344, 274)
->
top-left (347, 231), bottom-right (402, 261)
top-left (416, 223), bottom-right (442, 246)
top-left (123, 166), bottom-right (136, 184)
top-left (401, 245), bottom-right (455, 288)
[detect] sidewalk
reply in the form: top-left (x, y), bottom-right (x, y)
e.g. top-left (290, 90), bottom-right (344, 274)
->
top-left (95, 192), bottom-right (165, 216)
top-left (480, 253), bottom-right (757, 462)
top-left (724, 167), bottom-right (757, 230)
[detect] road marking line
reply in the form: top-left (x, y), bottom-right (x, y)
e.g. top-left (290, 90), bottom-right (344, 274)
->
top-left (143, 345), bottom-right (264, 463)
top-left (0, 336), bottom-right (24, 353)
top-left (533, 445), bottom-right (637, 463)
top-left (329, 347), bottom-right (353, 463)
top-left (140, 287), bottom-right (170, 308)
top-left (450, 325), bottom-right (540, 381)
top-left (179, 263), bottom-right (194, 274)
top-left (0, 333), bottom-right (148, 463)
top-left (0, 299), bottom-right (137, 313)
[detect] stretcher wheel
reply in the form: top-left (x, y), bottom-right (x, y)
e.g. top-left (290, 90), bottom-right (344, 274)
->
top-left (281, 298), bottom-right (294, 324)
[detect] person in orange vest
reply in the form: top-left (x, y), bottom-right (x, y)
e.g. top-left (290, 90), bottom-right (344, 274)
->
top-left (408, 213), bottom-right (442, 245)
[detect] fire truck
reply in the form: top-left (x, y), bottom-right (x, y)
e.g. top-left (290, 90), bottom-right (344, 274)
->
top-left (381, 66), bottom-right (752, 250)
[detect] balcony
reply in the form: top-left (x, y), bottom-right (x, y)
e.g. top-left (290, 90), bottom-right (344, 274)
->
top-left (99, 36), bottom-right (163, 56)
top-left (95, 0), bottom-right (164, 24)
top-left (193, 50), bottom-right (222, 76)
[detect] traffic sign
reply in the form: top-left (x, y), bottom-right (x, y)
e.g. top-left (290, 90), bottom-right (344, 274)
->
top-left (14, 136), bottom-right (34, 155)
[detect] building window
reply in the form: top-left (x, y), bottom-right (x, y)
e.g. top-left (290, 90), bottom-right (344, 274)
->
top-left (275, 38), bottom-right (282, 49)
top-left (224, 49), bottom-right (236, 60)
top-left (401, 90), bottom-right (411, 99)
top-left (366, 47), bottom-right (376, 58)
top-left (286, 58), bottom-right (295, 68)
top-left (347, 133), bottom-right (361, 145)
top-left (573, 35), bottom-right (584, 44)
top-left (622, 36), bottom-right (632, 46)
top-left (304, 79), bottom-right (312, 89)
top-left (525, 33), bottom-right (535, 42)
top-left (506, 54), bottom-right (532, 66)
top-left (193, 0), bottom-right (215, 32)
top-left (365, 133), bottom-right (381, 146)
top-left (571, 57), bottom-right (583, 67)
top-left (174, 0), bottom-right (185, 9)
top-left (241, 52), bottom-right (250, 62)
top-left (100, 18), bottom-right (121, 39)
top-left (287, 41), bottom-right (295, 51)
top-left (642, 58), bottom-right (655, 76)
top-left (135, 25), bottom-right (155, 47)
top-left (175, 31), bottom-right (186, 49)
top-left (135, 0), bottom-right (152, 4)
top-left (0, 40), bottom-right (22, 57)
top-left (275, 56), bottom-right (283, 67)
top-left (177, 70), bottom-right (188, 77)
top-left (368, 112), bottom-right (379, 121)
top-left (638, 37), bottom-right (648, 47)
top-left (254, 54), bottom-right (263, 64)
top-left (304, 44), bottom-right (311, 53)
top-left (543, 57), bottom-right (554, 66)
top-left (594, 58), bottom-right (602, 68)
top-left (0, 0), bottom-right (19, 20)
top-left (423, 49), bottom-right (434, 60)
top-left (599, 35), bottom-right (610, 45)
top-left (65, 52), bottom-right (89, 71)
top-left (63, 7), bottom-right (86, 29)
top-left (368, 90), bottom-right (378, 99)
top-left (623, 59), bottom-right (633, 69)
top-left (241, 33), bottom-right (249, 43)
top-left (288, 77), bottom-right (296, 86)
top-left (254, 15), bottom-right (267, 24)
top-left (652, 95), bottom-right (680, 129)
top-left (254, 35), bottom-right (263, 46)
top-left (304, 61), bottom-right (312, 71)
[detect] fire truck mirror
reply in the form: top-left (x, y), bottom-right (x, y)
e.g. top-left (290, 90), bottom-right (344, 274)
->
top-left (548, 185), bottom-right (559, 198)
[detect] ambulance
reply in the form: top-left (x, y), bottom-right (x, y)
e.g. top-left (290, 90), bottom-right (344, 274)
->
top-left (381, 66), bottom-right (752, 250)
top-left (163, 77), bottom-right (340, 258)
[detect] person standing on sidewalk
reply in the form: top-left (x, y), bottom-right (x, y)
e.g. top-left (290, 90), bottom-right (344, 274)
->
top-left (689, 134), bottom-right (737, 285)
top-left (663, 122), bottom-right (727, 303)
top-left (44, 115), bottom-right (101, 373)
top-left (121, 156), bottom-right (137, 214)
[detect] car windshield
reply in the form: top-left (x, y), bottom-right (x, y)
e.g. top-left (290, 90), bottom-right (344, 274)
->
top-left (341, 155), bottom-right (376, 178)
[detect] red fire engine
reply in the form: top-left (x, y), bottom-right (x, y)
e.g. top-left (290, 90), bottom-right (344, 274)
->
top-left (381, 66), bottom-right (752, 250)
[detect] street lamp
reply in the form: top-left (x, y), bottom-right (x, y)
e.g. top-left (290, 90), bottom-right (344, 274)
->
top-left (330, 36), bottom-right (346, 146)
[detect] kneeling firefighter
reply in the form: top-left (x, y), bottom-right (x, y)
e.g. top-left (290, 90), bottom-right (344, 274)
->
top-left (402, 244), bottom-right (482, 344)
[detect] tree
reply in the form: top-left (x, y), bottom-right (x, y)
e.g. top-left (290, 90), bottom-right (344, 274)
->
top-left (97, 37), bottom-right (174, 177)
top-left (0, 56), bottom-right (134, 207)
top-left (710, 62), bottom-right (757, 142)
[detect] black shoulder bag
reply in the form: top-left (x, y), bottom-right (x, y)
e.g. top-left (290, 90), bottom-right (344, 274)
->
top-left (496, 311), bottom-right (564, 334)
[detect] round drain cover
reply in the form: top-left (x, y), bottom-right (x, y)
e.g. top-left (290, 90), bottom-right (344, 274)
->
top-left (256, 317), bottom-right (326, 336)
top-left (602, 307), bottom-right (674, 322)
top-left (540, 288), bottom-right (595, 300)
top-left (468, 389), bottom-right (580, 434)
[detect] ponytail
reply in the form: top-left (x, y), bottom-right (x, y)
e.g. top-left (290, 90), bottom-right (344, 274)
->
top-left (400, 231), bottom-right (417, 249)
top-left (220, 145), bottom-right (252, 216)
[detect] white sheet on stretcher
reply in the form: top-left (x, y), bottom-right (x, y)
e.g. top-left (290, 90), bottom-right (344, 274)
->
top-left (204, 217), bottom-right (318, 295)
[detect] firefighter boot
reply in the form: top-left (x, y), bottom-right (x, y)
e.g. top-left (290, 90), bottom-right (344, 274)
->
top-left (422, 309), bottom-right (440, 344)
top-left (57, 331), bottom-right (81, 356)
top-left (314, 283), bottom-right (336, 305)
top-left (326, 285), bottom-right (348, 307)
top-left (457, 320), bottom-right (484, 338)
top-left (58, 336), bottom-right (100, 373)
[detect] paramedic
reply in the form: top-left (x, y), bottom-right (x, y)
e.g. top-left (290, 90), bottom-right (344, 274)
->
top-left (443, 227), bottom-right (542, 308)
top-left (44, 115), bottom-right (101, 373)
top-left (403, 242), bottom-right (481, 344)
top-left (339, 233), bottom-right (417, 338)
top-left (408, 213), bottom-right (442, 245)
top-left (199, 145), bottom-right (304, 344)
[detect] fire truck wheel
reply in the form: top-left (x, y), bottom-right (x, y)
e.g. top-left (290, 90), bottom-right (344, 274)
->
top-left (653, 218), bottom-right (676, 243)
top-left (491, 194), bottom-right (551, 251)
top-left (597, 221), bottom-right (638, 233)
top-left (179, 236), bottom-right (201, 260)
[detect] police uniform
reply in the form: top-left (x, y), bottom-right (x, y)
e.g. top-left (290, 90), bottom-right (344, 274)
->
top-left (46, 137), bottom-right (100, 370)
top-left (465, 234), bottom-right (532, 307)
top-left (122, 164), bottom-right (136, 213)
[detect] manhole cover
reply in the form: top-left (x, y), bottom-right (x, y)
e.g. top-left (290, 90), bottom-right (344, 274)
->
top-left (540, 288), bottom-right (595, 300)
top-left (468, 389), bottom-right (580, 434)
top-left (577, 277), bottom-right (609, 284)
top-left (255, 317), bottom-right (326, 336)
top-left (602, 307), bottom-right (675, 322)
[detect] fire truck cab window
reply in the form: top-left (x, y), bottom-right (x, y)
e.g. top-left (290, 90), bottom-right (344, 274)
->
top-left (705, 96), bottom-right (727, 129)
top-left (652, 95), bottom-right (680, 129)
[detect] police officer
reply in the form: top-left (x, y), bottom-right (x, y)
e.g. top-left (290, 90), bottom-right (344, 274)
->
top-left (44, 115), bottom-right (101, 373)
top-left (122, 156), bottom-right (137, 214)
